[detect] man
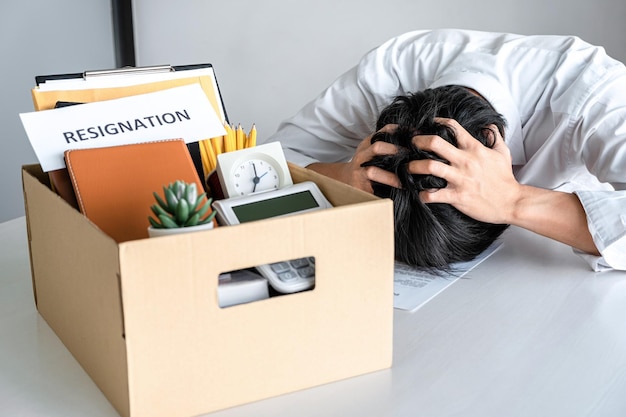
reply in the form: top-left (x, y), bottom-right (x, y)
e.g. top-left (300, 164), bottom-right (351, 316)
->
top-left (266, 29), bottom-right (626, 271)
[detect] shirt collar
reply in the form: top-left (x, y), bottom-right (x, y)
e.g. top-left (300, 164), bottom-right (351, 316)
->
top-left (429, 72), bottom-right (526, 165)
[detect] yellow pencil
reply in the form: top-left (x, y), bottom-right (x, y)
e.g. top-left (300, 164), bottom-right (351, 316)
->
top-left (235, 123), bottom-right (244, 150)
top-left (224, 123), bottom-right (235, 153)
top-left (204, 139), bottom-right (217, 172)
top-left (247, 124), bottom-right (257, 148)
top-left (211, 135), bottom-right (223, 156)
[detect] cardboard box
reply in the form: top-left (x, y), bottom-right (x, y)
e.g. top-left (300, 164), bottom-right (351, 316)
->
top-left (22, 163), bottom-right (394, 417)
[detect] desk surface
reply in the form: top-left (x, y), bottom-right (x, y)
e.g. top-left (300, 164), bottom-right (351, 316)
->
top-left (2, 216), bottom-right (625, 417)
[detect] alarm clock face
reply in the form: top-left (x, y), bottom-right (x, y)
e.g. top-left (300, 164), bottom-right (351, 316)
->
top-left (215, 141), bottom-right (294, 198)
top-left (232, 158), bottom-right (280, 196)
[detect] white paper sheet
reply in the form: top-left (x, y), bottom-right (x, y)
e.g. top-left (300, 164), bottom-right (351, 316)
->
top-left (393, 241), bottom-right (503, 311)
top-left (20, 84), bottom-right (226, 172)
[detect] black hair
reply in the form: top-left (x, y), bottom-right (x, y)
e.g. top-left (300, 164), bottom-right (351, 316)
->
top-left (362, 85), bottom-right (509, 269)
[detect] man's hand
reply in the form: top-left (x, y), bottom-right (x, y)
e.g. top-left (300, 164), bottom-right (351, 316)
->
top-left (409, 117), bottom-right (599, 255)
top-left (408, 117), bottom-right (521, 224)
top-left (307, 124), bottom-right (401, 193)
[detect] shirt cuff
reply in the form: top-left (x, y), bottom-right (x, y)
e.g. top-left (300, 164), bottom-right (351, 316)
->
top-left (282, 147), bottom-right (320, 168)
top-left (573, 249), bottom-right (618, 272)
top-left (575, 190), bottom-right (626, 271)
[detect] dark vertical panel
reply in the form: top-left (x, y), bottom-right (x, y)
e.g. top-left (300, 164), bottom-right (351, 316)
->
top-left (111, 0), bottom-right (136, 67)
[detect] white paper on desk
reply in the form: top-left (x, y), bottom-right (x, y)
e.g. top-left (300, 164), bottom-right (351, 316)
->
top-left (19, 84), bottom-right (226, 172)
top-left (393, 241), bottom-right (503, 312)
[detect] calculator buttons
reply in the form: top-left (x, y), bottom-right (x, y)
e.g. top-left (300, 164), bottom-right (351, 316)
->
top-left (289, 258), bottom-right (309, 269)
top-left (297, 266), bottom-right (314, 278)
top-left (260, 257), bottom-right (316, 293)
top-left (270, 262), bottom-right (291, 274)
top-left (277, 270), bottom-right (298, 282)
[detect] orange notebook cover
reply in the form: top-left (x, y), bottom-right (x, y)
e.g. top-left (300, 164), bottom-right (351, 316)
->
top-left (64, 139), bottom-right (206, 242)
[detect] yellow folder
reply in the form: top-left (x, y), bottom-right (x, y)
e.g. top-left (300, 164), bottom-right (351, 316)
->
top-left (32, 64), bottom-right (226, 116)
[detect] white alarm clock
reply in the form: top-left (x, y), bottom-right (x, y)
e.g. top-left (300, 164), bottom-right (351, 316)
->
top-left (215, 141), bottom-right (293, 198)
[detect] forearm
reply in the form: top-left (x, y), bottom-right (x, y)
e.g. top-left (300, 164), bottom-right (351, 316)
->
top-left (508, 185), bottom-right (600, 255)
top-left (311, 159), bottom-right (600, 256)
top-left (307, 162), bottom-right (350, 183)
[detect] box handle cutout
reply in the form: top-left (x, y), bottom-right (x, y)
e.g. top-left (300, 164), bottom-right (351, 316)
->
top-left (217, 256), bottom-right (316, 308)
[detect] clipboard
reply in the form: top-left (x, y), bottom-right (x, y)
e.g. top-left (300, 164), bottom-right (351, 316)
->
top-left (33, 63), bottom-right (228, 120)
top-left (31, 64), bottom-right (228, 208)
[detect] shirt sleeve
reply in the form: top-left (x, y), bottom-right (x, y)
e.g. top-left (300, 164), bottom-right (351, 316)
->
top-left (569, 65), bottom-right (626, 271)
top-left (575, 190), bottom-right (626, 270)
top-left (266, 65), bottom-right (381, 167)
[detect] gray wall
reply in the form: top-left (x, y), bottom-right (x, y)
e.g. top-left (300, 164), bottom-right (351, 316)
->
top-left (1, 0), bottom-right (115, 223)
top-left (133, 0), bottom-right (626, 146)
top-left (2, 0), bottom-right (626, 222)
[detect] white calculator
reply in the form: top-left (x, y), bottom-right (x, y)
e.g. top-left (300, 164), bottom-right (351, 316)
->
top-left (211, 181), bottom-right (332, 293)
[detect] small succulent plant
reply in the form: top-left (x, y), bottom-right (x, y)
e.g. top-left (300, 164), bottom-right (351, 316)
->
top-left (148, 180), bottom-right (216, 229)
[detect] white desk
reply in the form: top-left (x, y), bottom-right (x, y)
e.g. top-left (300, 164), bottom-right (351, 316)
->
top-left (2, 216), bottom-right (626, 417)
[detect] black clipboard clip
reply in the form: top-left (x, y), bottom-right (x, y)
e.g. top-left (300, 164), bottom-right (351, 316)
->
top-left (84, 64), bottom-right (173, 78)
top-left (36, 63), bottom-right (218, 85)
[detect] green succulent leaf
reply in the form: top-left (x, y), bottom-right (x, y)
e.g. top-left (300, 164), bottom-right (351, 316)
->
top-left (158, 213), bottom-right (179, 228)
top-left (153, 192), bottom-right (171, 214)
top-left (175, 199), bottom-right (190, 225)
top-left (185, 213), bottom-right (200, 227)
top-left (195, 199), bottom-right (211, 218)
top-left (198, 209), bottom-right (217, 225)
top-left (184, 182), bottom-right (198, 204)
top-left (173, 181), bottom-right (185, 199)
top-left (164, 186), bottom-right (179, 210)
top-left (148, 216), bottom-right (163, 228)
top-left (189, 193), bottom-right (204, 212)
top-left (151, 204), bottom-right (169, 218)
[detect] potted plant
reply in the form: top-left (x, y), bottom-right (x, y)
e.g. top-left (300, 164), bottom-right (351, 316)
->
top-left (147, 180), bottom-right (217, 237)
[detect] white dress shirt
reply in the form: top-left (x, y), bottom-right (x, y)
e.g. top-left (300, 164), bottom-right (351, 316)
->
top-left (267, 29), bottom-right (626, 270)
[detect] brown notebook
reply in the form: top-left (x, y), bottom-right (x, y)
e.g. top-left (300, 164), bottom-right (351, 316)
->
top-left (64, 139), bottom-right (206, 242)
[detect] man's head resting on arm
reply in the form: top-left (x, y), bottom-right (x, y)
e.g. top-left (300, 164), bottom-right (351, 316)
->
top-left (362, 85), bottom-right (509, 270)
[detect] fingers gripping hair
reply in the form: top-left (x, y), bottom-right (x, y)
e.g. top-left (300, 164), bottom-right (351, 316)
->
top-left (362, 86), bottom-right (509, 269)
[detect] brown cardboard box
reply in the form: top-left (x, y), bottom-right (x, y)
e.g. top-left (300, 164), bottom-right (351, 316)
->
top-left (22, 163), bottom-right (394, 417)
